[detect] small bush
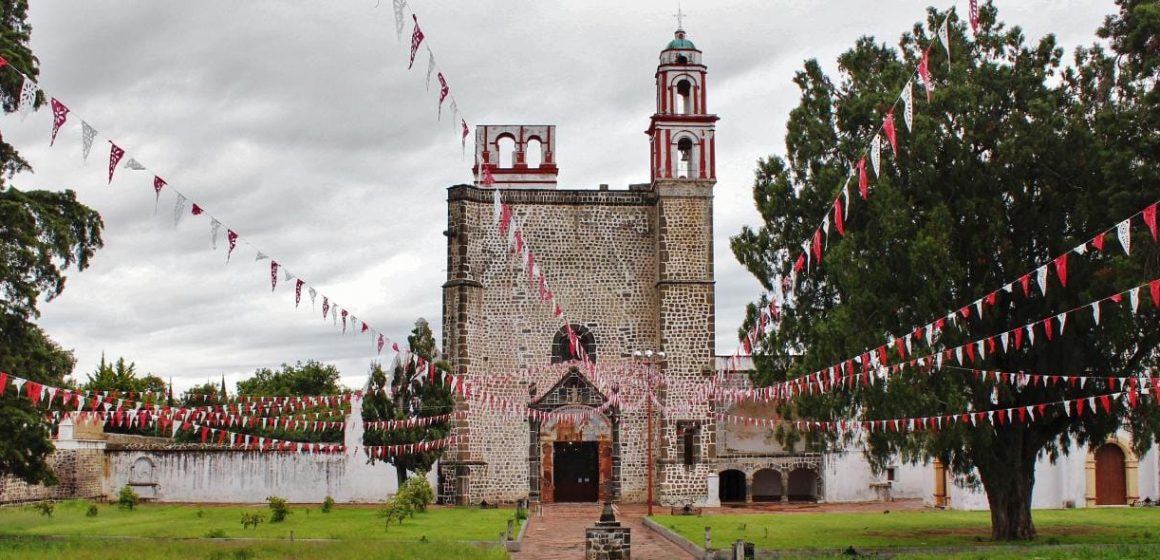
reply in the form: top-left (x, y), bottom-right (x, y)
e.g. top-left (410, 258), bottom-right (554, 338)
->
top-left (267, 496), bottom-right (291, 523)
top-left (34, 502), bottom-right (54, 517)
top-left (205, 528), bottom-right (227, 538)
top-left (240, 512), bottom-right (265, 529)
top-left (85, 504), bottom-right (99, 517)
top-left (378, 496), bottom-right (411, 530)
top-left (400, 473), bottom-right (435, 513)
top-left (117, 485), bottom-right (139, 510)
top-left (321, 495), bottom-right (335, 513)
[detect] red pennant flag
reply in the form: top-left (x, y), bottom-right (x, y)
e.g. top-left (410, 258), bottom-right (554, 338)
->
top-left (408, 15), bottom-right (424, 70)
top-left (107, 142), bottom-right (125, 184)
top-left (0, 372), bottom-right (6, 396)
top-left (857, 157), bottom-right (869, 199)
top-left (969, 0), bottom-right (979, 34)
top-left (812, 229), bottom-right (823, 263)
top-left (997, 409), bottom-right (1007, 425)
top-left (833, 198), bottom-right (845, 236)
top-left (361, 322), bottom-right (369, 334)
top-left (437, 73), bottom-right (450, 111)
top-left (1151, 279), bottom-right (1160, 308)
top-left (1100, 394), bottom-right (1112, 414)
top-left (964, 343), bottom-right (975, 364)
top-left (0, 55), bottom-right (7, 68)
top-left (1144, 204), bottom-right (1158, 241)
top-left (1043, 318), bottom-right (1053, 340)
top-left (50, 98), bottom-right (70, 146)
top-left (190, 203), bottom-right (203, 216)
top-left (1037, 403), bottom-right (1047, 417)
top-left (295, 279), bottom-right (304, 307)
top-left (499, 204), bottom-right (512, 236)
top-left (1075, 398), bottom-right (1085, 417)
top-left (895, 337), bottom-right (906, 359)
top-left (876, 345), bottom-right (888, 366)
top-left (1019, 274), bottom-right (1031, 297)
top-left (1054, 254), bottom-right (1068, 287)
top-left (270, 261), bottom-right (279, 291)
top-left (959, 306), bottom-right (971, 319)
top-left (461, 120), bottom-right (470, 150)
top-left (883, 109), bottom-right (898, 155)
top-left (918, 49), bottom-right (933, 102)
top-left (1092, 232), bottom-right (1105, 251)
top-left (227, 230), bottom-right (238, 261)
top-left (793, 253), bottom-right (805, 272)
top-left (1014, 328), bottom-right (1024, 350)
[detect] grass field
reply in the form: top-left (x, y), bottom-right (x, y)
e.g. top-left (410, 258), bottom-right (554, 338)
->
top-left (0, 500), bottom-right (515, 542)
top-left (656, 506), bottom-right (1160, 553)
top-left (0, 538), bottom-right (509, 560)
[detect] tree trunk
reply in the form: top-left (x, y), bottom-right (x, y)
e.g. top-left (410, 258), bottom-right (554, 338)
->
top-left (396, 464), bottom-right (408, 488)
top-left (978, 435), bottom-right (1038, 541)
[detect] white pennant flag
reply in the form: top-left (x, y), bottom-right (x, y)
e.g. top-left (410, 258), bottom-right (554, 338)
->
top-left (955, 346), bottom-right (963, 365)
top-left (283, 268), bottom-right (293, 282)
top-left (974, 299), bottom-right (984, 318)
top-left (425, 50), bottom-right (436, 91)
top-left (977, 340), bottom-right (986, 360)
top-left (173, 194), bottom-right (187, 226)
top-left (1117, 219), bottom-right (1131, 255)
top-left (999, 331), bottom-right (1009, 350)
top-left (1092, 301), bottom-right (1101, 325)
top-left (1129, 287), bottom-right (1141, 313)
top-left (1074, 243), bottom-right (1087, 255)
top-left (902, 80), bottom-right (914, 131)
top-left (842, 179), bottom-right (851, 217)
top-left (255, 251), bottom-right (269, 262)
top-left (1036, 265), bottom-right (1049, 296)
top-left (1057, 312), bottom-right (1067, 335)
top-left (210, 219), bottom-right (222, 249)
top-left (81, 121), bottom-right (98, 161)
top-left (308, 287), bottom-right (317, 307)
top-left (870, 134), bottom-right (881, 176)
top-left (937, 20), bottom-right (951, 63)
top-left (1027, 324), bottom-right (1036, 346)
top-left (17, 76), bottom-right (37, 120)
top-left (123, 158), bottom-right (146, 170)
top-left (392, 0), bottom-right (408, 41)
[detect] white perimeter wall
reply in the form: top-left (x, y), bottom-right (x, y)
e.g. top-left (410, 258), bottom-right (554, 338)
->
top-left (823, 447), bottom-right (932, 503)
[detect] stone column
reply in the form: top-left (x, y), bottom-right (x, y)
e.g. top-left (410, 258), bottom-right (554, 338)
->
top-left (529, 419), bottom-right (542, 503)
top-left (779, 471), bottom-right (789, 503)
top-left (745, 473), bottom-right (753, 504)
top-left (611, 411), bottom-right (622, 502)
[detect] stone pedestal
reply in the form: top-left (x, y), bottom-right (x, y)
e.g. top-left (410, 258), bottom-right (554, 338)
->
top-left (703, 472), bottom-right (721, 507)
top-left (586, 502), bottom-right (631, 559)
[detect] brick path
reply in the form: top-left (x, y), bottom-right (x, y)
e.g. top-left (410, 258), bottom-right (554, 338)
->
top-left (513, 503), bottom-right (695, 560)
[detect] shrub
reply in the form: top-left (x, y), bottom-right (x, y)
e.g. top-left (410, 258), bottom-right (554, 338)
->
top-left (117, 485), bottom-right (139, 510)
top-left (240, 512), bottom-right (265, 529)
top-left (401, 473), bottom-right (435, 513)
top-left (267, 496), bottom-right (290, 523)
top-left (85, 504), bottom-right (99, 517)
top-left (205, 528), bottom-right (227, 538)
top-left (34, 502), bottom-right (54, 517)
top-left (321, 496), bottom-right (335, 513)
top-left (378, 496), bottom-right (411, 530)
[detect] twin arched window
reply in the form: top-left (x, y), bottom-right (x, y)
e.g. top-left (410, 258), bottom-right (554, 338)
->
top-left (551, 324), bottom-right (597, 364)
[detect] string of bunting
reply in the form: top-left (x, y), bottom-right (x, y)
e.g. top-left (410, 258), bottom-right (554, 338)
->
top-left (709, 277), bottom-right (1160, 404)
top-left (721, 388), bottom-right (1143, 434)
top-left (709, 198), bottom-right (1159, 403)
top-left (0, 60), bottom-right (432, 365)
top-left (364, 434), bottom-right (458, 459)
top-left (390, 0), bottom-right (471, 153)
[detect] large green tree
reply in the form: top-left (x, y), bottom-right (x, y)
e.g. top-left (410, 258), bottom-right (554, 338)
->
top-left (732, 3), bottom-right (1160, 541)
top-left (83, 354), bottom-right (167, 396)
top-left (236, 360), bottom-right (342, 396)
top-left (363, 318), bottom-right (454, 487)
top-left (0, 0), bottom-right (104, 485)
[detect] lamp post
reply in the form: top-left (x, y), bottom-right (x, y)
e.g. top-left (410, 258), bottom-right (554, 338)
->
top-left (632, 349), bottom-right (665, 516)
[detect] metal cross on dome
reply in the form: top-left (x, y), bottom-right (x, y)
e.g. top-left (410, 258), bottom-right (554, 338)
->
top-left (673, 3), bottom-right (687, 29)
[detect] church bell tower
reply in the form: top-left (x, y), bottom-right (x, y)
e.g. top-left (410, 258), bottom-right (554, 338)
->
top-left (647, 26), bottom-right (718, 183)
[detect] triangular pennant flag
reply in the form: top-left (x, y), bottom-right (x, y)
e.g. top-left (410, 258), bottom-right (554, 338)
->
top-left (969, 0), bottom-right (980, 34)
top-left (870, 135), bottom-right (881, 176)
top-left (123, 158), bottom-right (146, 170)
top-left (392, 0), bottom-right (407, 41)
top-left (919, 49), bottom-right (933, 102)
top-left (1117, 219), bottom-right (1131, 255)
top-left (408, 15), bottom-right (425, 70)
top-left (1129, 286), bottom-right (1140, 313)
top-left (1092, 301), bottom-right (1101, 325)
top-left (49, 98), bottom-right (70, 146)
top-left (902, 80), bottom-right (914, 131)
top-left (1054, 254), bottom-right (1068, 287)
top-left (17, 76), bottom-right (36, 120)
top-left (425, 50), bottom-right (436, 91)
top-left (107, 142), bottom-right (125, 184)
top-left (1036, 265), bottom-right (1049, 296)
top-left (937, 19), bottom-right (950, 63)
top-left (857, 157), bottom-right (869, 199)
top-left (210, 219), bottom-right (222, 249)
top-left (81, 121), bottom-right (98, 161)
top-left (227, 230), bottom-right (239, 262)
top-left (883, 110), bottom-right (898, 155)
top-left (1144, 204), bottom-right (1158, 241)
top-left (173, 194), bottom-right (187, 226)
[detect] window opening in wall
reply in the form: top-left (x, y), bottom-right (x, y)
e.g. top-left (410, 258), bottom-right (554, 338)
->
top-left (886, 467), bottom-right (896, 482)
top-left (676, 79), bottom-right (692, 114)
top-left (526, 138), bottom-right (543, 168)
top-left (677, 137), bottom-right (693, 178)
top-left (551, 324), bottom-right (597, 364)
top-left (497, 136), bottom-right (516, 168)
top-left (676, 54), bottom-right (689, 64)
top-left (678, 421), bottom-right (698, 466)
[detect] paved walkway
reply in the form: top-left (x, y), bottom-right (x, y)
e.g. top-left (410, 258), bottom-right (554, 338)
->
top-left (513, 503), bottom-right (694, 560)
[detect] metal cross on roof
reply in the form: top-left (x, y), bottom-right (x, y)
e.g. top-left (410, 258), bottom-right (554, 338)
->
top-left (673, 3), bottom-right (687, 30)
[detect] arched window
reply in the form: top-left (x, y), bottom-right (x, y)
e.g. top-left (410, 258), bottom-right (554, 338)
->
top-left (677, 137), bottom-right (694, 178)
top-left (526, 138), bottom-right (543, 169)
top-left (497, 136), bottom-right (516, 168)
top-left (551, 324), bottom-right (597, 364)
top-left (676, 79), bottom-right (692, 115)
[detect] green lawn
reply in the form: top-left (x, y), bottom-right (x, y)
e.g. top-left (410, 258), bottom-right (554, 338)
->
top-left (0, 500), bottom-right (515, 542)
top-left (655, 507), bottom-right (1160, 552)
top-left (0, 538), bottom-right (509, 560)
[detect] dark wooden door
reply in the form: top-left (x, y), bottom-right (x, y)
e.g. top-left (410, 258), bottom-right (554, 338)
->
top-left (1095, 444), bottom-right (1127, 505)
top-left (553, 442), bottom-right (598, 502)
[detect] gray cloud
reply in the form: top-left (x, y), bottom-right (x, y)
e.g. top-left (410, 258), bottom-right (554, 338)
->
top-left (7, 0), bottom-right (1114, 391)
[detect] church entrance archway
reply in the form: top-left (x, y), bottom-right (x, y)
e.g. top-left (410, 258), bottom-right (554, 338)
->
top-left (719, 469), bottom-right (746, 503)
top-left (1095, 443), bottom-right (1127, 505)
top-left (529, 368), bottom-right (618, 504)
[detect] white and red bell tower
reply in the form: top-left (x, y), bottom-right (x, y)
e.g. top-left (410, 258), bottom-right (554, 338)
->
top-left (647, 26), bottom-right (718, 184)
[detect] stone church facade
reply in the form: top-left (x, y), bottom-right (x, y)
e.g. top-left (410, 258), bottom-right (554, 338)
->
top-left (440, 28), bottom-right (724, 506)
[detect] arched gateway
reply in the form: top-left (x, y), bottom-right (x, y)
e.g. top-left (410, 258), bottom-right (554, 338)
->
top-left (528, 368), bottom-right (620, 503)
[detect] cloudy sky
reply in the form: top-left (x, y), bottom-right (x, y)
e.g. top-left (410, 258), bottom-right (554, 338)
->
top-left (5, 1), bottom-right (1115, 391)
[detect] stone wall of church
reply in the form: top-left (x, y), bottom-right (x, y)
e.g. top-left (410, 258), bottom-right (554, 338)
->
top-left (0, 447), bottom-right (105, 504)
top-left (445, 185), bottom-right (701, 503)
